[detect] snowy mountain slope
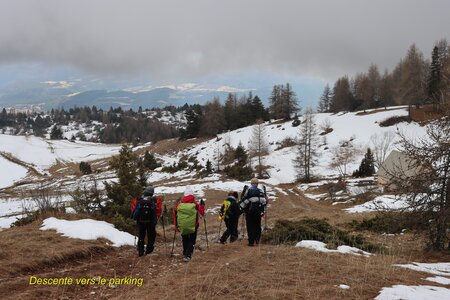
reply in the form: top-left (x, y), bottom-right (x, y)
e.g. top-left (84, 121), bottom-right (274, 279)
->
top-left (167, 106), bottom-right (427, 184)
top-left (0, 156), bottom-right (28, 189)
top-left (0, 134), bottom-right (121, 176)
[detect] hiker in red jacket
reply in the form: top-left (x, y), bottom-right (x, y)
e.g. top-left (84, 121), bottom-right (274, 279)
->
top-left (173, 188), bottom-right (205, 262)
top-left (130, 186), bottom-right (162, 256)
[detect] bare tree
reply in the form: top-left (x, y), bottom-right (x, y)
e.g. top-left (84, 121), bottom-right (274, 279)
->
top-left (293, 108), bottom-right (319, 182)
top-left (389, 113), bottom-right (450, 250)
top-left (329, 141), bottom-right (360, 179)
top-left (214, 137), bottom-right (222, 172)
top-left (370, 130), bottom-right (396, 169)
top-left (249, 119), bottom-right (269, 178)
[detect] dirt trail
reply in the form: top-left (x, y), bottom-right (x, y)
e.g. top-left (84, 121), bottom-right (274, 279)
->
top-left (1, 235), bottom-right (431, 300)
top-left (0, 188), bottom-right (444, 299)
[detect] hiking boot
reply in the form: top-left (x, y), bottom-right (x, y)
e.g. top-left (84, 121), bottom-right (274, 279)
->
top-left (138, 251), bottom-right (145, 257)
top-left (183, 256), bottom-right (191, 262)
top-left (145, 245), bottom-right (154, 255)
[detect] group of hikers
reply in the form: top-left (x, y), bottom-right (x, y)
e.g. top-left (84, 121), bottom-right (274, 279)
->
top-left (130, 178), bottom-right (268, 262)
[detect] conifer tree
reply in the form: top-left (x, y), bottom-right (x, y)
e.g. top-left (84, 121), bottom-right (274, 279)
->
top-left (205, 159), bottom-right (213, 174)
top-left (50, 125), bottom-right (63, 140)
top-left (181, 105), bottom-right (203, 139)
top-left (143, 150), bottom-right (160, 170)
top-left (330, 76), bottom-right (354, 112)
top-left (249, 119), bottom-right (269, 178)
top-left (317, 84), bottom-right (332, 112)
top-left (79, 161), bottom-right (92, 175)
top-left (355, 148), bottom-right (375, 177)
top-left (104, 144), bottom-right (144, 218)
top-left (427, 46), bottom-right (441, 103)
top-left (293, 108), bottom-right (319, 182)
top-left (224, 93), bottom-right (239, 130)
top-left (269, 83), bottom-right (299, 120)
top-left (281, 83), bottom-right (299, 120)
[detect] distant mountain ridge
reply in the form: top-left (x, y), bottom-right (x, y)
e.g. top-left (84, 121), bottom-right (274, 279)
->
top-left (0, 83), bottom-right (253, 110)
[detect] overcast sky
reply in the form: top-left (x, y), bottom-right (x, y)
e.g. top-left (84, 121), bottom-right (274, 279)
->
top-left (0, 0), bottom-right (449, 83)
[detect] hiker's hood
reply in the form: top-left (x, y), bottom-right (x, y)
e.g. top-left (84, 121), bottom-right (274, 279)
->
top-left (182, 194), bottom-right (196, 203)
top-left (226, 196), bottom-right (237, 202)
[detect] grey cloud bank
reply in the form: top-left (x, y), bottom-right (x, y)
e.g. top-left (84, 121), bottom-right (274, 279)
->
top-left (0, 0), bottom-right (449, 82)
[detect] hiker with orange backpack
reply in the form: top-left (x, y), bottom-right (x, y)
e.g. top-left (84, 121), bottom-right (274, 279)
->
top-left (173, 188), bottom-right (205, 262)
top-left (130, 186), bottom-right (162, 256)
top-left (219, 191), bottom-right (240, 244)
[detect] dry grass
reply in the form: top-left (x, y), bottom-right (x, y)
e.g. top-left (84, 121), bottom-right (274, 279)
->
top-left (145, 137), bottom-right (210, 155)
top-left (113, 242), bottom-right (439, 300)
top-left (1, 183), bottom-right (448, 299)
top-left (355, 107), bottom-right (406, 116)
top-left (0, 214), bottom-right (111, 277)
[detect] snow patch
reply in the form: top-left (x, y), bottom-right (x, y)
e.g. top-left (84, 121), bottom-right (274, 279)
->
top-left (424, 276), bottom-right (450, 285)
top-left (40, 217), bottom-right (134, 247)
top-left (394, 262), bottom-right (450, 277)
top-left (295, 240), bottom-right (372, 256)
top-left (337, 284), bottom-right (350, 289)
top-left (375, 285), bottom-right (450, 300)
top-left (0, 215), bottom-right (22, 228)
top-left (0, 156), bottom-right (29, 188)
top-left (345, 195), bottom-right (408, 213)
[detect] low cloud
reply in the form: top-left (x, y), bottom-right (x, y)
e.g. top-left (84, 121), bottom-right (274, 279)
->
top-left (0, 0), bottom-right (449, 81)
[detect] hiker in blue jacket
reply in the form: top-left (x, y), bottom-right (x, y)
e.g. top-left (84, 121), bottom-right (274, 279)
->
top-left (239, 178), bottom-right (267, 246)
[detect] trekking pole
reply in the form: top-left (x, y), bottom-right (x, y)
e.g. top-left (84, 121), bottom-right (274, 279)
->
top-left (239, 185), bottom-right (249, 239)
top-left (263, 185), bottom-right (269, 231)
top-left (161, 215), bottom-right (167, 243)
top-left (217, 219), bottom-right (223, 241)
top-left (160, 214), bottom-right (168, 255)
top-left (170, 226), bottom-right (177, 256)
top-left (203, 215), bottom-right (209, 249)
top-left (134, 222), bottom-right (138, 246)
top-left (240, 213), bottom-right (246, 239)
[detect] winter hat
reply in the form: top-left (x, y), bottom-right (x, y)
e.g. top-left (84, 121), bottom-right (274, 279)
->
top-left (143, 186), bottom-right (154, 196)
top-left (251, 178), bottom-right (259, 186)
top-left (184, 188), bottom-right (194, 197)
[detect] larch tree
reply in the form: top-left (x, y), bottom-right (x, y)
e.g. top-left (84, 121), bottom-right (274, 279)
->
top-left (269, 83), bottom-right (299, 120)
top-left (249, 119), bottom-right (269, 178)
top-left (293, 108), bottom-right (319, 182)
top-left (370, 131), bottom-right (396, 169)
top-left (396, 44), bottom-right (427, 105)
top-left (269, 84), bottom-right (283, 119)
top-left (281, 83), bottom-right (299, 120)
top-left (330, 76), bottom-right (354, 112)
top-left (329, 141), bottom-right (360, 179)
top-left (200, 97), bottom-right (226, 137)
top-left (390, 112), bottom-right (450, 251)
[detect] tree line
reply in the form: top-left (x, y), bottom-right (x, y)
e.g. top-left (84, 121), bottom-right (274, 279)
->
top-left (180, 85), bottom-right (299, 139)
top-left (1, 83), bottom-right (300, 143)
top-left (318, 39), bottom-right (450, 113)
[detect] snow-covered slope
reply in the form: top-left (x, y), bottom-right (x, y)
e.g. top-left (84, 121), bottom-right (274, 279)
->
top-left (171, 106), bottom-right (426, 184)
top-left (0, 134), bottom-right (121, 176)
top-left (0, 156), bottom-right (28, 189)
top-left (0, 106), bottom-right (428, 190)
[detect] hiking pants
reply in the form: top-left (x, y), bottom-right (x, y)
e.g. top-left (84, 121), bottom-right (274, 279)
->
top-left (246, 213), bottom-right (261, 245)
top-left (181, 229), bottom-right (197, 258)
top-left (137, 220), bottom-right (156, 255)
top-left (220, 216), bottom-right (239, 243)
